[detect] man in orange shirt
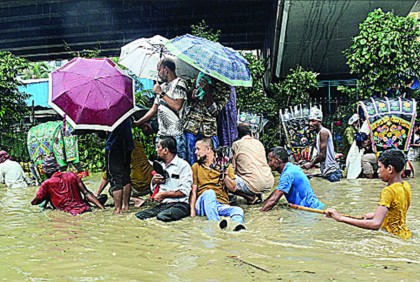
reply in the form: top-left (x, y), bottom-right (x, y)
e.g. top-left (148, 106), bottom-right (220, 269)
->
top-left (189, 138), bottom-right (245, 231)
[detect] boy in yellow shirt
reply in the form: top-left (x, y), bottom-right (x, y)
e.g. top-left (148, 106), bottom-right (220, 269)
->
top-left (326, 149), bottom-right (411, 239)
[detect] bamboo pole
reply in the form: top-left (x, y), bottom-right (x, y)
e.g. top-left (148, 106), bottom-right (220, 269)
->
top-left (287, 203), bottom-right (364, 220)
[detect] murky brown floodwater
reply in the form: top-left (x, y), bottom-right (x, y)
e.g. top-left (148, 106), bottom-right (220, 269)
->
top-left (0, 162), bottom-right (419, 281)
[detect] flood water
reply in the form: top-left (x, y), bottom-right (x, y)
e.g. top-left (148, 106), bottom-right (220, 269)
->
top-left (1, 163), bottom-right (419, 281)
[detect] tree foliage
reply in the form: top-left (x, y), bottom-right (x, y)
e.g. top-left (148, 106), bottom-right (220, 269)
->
top-left (235, 53), bottom-right (283, 147)
top-left (270, 65), bottom-right (319, 109)
top-left (191, 20), bottom-right (221, 42)
top-left (0, 51), bottom-right (29, 130)
top-left (64, 41), bottom-right (102, 58)
top-left (21, 62), bottom-right (52, 79)
top-left (343, 8), bottom-right (420, 99)
top-left (236, 53), bottom-right (278, 120)
top-left (0, 51), bottom-right (30, 160)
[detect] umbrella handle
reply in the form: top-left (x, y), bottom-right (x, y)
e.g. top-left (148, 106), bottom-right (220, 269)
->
top-left (62, 114), bottom-right (68, 137)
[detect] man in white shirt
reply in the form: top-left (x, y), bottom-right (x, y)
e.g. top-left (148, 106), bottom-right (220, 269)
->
top-left (0, 150), bottom-right (28, 188)
top-left (135, 136), bottom-right (192, 222)
top-left (133, 58), bottom-right (188, 159)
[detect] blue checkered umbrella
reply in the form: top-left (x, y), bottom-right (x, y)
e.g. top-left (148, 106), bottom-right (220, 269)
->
top-left (165, 34), bottom-right (252, 87)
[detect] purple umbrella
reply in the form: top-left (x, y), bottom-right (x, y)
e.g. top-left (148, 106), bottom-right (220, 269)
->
top-left (49, 58), bottom-right (137, 131)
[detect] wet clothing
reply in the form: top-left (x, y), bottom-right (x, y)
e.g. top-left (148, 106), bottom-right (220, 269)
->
top-left (276, 163), bottom-right (325, 209)
top-left (217, 87), bottom-right (238, 147)
top-left (105, 118), bottom-right (134, 151)
top-left (362, 153), bottom-right (377, 176)
top-left (135, 202), bottom-right (190, 222)
top-left (324, 169), bottom-right (342, 182)
top-left (136, 155), bottom-right (192, 222)
top-left (35, 171), bottom-right (91, 215)
top-left (235, 176), bottom-right (255, 196)
top-left (192, 162), bottom-right (243, 223)
top-left (316, 128), bottom-right (341, 181)
top-left (154, 77), bottom-right (188, 137)
top-left (195, 189), bottom-right (244, 223)
top-left (0, 159), bottom-right (28, 188)
top-left (192, 163), bottom-right (235, 205)
top-left (379, 181), bottom-right (412, 240)
top-left (130, 140), bottom-right (153, 196)
top-left (106, 148), bottom-right (131, 194)
top-left (105, 118), bottom-right (134, 193)
top-left (150, 155), bottom-right (192, 204)
top-left (232, 136), bottom-right (274, 194)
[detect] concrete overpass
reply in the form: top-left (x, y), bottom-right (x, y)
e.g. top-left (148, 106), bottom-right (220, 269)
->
top-left (0, 0), bottom-right (418, 81)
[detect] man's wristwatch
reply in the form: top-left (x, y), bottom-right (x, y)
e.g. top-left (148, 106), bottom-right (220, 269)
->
top-left (159, 92), bottom-right (166, 98)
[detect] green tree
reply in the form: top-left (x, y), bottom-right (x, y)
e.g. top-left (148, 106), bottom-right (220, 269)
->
top-left (64, 41), bottom-right (102, 58)
top-left (235, 53), bottom-right (280, 147)
top-left (191, 20), bottom-right (221, 42)
top-left (343, 8), bottom-right (420, 99)
top-left (0, 51), bottom-right (29, 130)
top-left (22, 62), bottom-right (52, 79)
top-left (0, 51), bottom-right (29, 160)
top-left (270, 65), bottom-right (319, 109)
top-left (236, 53), bottom-right (278, 120)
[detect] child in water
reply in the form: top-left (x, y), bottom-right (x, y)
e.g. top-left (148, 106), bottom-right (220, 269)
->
top-left (326, 149), bottom-right (412, 239)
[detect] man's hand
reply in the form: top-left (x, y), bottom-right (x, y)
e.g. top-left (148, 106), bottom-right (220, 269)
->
top-left (153, 83), bottom-right (163, 95)
top-left (153, 192), bottom-right (166, 203)
top-left (31, 197), bottom-right (42, 205)
top-left (325, 208), bottom-right (343, 222)
top-left (192, 87), bottom-right (198, 100)
top-left (85, 192), bottom-right (105, 209)
top-left (223, 174), bottom-right (236, 192)
top-left (152, 174), bottom-right (165, 185)
top-left (133, 119), bottom-right (144, 127)
top-left (140, 123), bottom-right (153, 136)
top-left (302, 162), bottom-right (312, 170)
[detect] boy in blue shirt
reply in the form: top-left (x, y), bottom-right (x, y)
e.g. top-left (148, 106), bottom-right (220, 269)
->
top-left (261, 146), bottom-right (324, 211)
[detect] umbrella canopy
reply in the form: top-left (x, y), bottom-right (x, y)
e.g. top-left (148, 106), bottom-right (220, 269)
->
top-left (119, 35), bottom-right (198, 80)
top-left (49, 57), bottom-right (137, 132)
top-left (165, 34), bottom-right (252, 87)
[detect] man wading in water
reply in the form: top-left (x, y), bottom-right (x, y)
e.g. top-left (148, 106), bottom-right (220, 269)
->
top-left (302, 107), bottom-right (342, 182)
top-left (31, 155), bottom-right (104, 215)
